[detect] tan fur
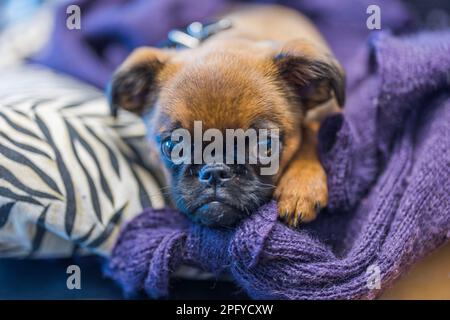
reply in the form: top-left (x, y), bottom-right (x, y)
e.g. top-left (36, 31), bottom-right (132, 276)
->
top-left (111, 4), bottom-right (345, 227)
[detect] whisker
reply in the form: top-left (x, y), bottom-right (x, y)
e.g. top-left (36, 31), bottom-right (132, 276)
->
top-left (256, 182), bottom-right (276, 188)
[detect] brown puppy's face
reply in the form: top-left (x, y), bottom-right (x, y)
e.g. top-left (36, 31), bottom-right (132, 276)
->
top-left (109, 39), bottom-right (344, 227)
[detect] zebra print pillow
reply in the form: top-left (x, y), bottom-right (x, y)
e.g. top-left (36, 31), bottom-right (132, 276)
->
top-left (0, 65), bottom-right (166, 258)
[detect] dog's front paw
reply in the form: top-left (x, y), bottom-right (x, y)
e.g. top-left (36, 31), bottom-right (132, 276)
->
top-left (275, 169), bottom-right (328, 227)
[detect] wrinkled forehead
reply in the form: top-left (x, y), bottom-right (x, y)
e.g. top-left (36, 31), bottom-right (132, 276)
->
top-left (156, 58), bottom-right (291, 132)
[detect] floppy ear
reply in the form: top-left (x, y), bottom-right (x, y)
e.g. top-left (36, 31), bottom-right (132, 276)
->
top-left (274, 39), bottom-right (346, 110)
top-left (107, 47), bottom-right (171, 116)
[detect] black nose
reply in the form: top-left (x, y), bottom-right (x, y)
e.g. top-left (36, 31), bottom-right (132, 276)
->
top-left (199, 164), bottom-right (232, 185)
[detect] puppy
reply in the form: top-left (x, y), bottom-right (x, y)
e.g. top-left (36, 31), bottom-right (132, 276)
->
top-left (108, 4), bottom-right (345, 227)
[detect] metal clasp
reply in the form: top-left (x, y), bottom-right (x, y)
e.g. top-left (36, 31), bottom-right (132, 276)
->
top-left (167, 19), bottom-right (232, 49)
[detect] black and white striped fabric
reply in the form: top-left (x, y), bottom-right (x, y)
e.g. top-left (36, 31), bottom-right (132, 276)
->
top-left (0, 65), bottom-right (165, 258)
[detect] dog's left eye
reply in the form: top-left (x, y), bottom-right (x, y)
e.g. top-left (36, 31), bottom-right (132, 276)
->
top-left (161, 139), bottom-right (176, 160)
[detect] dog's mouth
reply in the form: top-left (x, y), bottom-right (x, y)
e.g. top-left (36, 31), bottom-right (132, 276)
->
top-left (188, 197), bottom-right (245, 227)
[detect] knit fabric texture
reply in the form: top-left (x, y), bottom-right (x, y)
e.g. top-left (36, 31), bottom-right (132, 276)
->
top-left (105, 30), bottom-right (450, 299)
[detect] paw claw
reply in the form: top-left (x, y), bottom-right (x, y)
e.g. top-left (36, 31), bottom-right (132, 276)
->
top-left (314, 202), bottom-right (323, 213)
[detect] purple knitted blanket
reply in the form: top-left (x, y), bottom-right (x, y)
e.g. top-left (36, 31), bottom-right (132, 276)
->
top-left (34, 0), bottom-right (450, 299)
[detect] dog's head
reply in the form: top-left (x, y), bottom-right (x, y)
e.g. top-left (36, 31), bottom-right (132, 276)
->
top-left (108, 39), bottom-right (344, 227)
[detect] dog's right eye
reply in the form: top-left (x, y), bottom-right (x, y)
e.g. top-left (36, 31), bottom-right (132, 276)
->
top-left (161, 139), bottom-right (176, 160)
